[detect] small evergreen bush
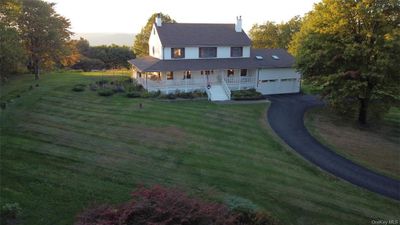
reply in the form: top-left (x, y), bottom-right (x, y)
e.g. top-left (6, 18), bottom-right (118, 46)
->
top-left (97, 88), bottom-right (114, 96)
top-left (126, 91), bottom-right (141, 98)
top-left (72, 84), bottom-right (86, 92)
top-left (231, 88), bottom-right (263, 100)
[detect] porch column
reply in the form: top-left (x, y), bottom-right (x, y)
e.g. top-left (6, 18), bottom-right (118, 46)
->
top-left (239, 70), bottom-right (242, 90)
top-left (145, 72), bottom-right (148, 90)
top-left (185, 72), bottom-right (188, 92)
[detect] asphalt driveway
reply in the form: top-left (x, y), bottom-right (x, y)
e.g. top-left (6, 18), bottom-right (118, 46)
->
top-left (266, 94), bottom-right (400, 200)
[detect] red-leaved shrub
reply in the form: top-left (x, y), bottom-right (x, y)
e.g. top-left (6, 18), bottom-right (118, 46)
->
top-left (75, 185), bottom-right (280, 225)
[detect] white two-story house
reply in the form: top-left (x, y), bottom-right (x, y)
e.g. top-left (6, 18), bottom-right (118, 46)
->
top-left (129, 15), bottom-right (301, 101)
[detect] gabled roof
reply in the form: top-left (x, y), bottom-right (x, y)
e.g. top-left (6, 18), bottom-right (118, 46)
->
top-left (128, 48), bottom-right (295, 72)
top-left (155, 23), bottom-right (252, 47)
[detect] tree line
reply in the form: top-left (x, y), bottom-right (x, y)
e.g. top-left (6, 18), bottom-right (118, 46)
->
top-left (71, 38), bottom-right (134, 72)
top-left (0, 0), bottom-right (135, 81)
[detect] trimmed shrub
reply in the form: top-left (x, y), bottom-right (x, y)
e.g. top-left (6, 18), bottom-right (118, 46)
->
top-left (74, 186), bottom-right (281, 225)
top-left (164, 93), bottom-right (176, 99)
top-left (193, 89), bottom-right (207, 98)
top-left (97, 88), bottom-right (114, 97)
top-left (176, 91), bottom-right (194, 99)
top-left (141, 90), bottom-right (161, 98)
top-left (126, 91), bottom-right (141, 98)
top-left (231, 88), bottom-right (263, 100)
top-left (74, 186), bottom-right (236, 225)
top-left (97, 79), bottom-right (109, 86)
top-left (72, 84), bottom-right (86, 92)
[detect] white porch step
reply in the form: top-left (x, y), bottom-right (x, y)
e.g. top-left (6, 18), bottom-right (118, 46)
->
top-left (209, 85), bottom-right (229, 101)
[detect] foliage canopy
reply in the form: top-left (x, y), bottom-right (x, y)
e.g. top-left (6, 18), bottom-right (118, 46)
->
top-left (133, 13), bottom-right (175, 56)
top-left (291, 0), bottom-right (400, 124)
top-left (250, 16), bottom-right (302, 50)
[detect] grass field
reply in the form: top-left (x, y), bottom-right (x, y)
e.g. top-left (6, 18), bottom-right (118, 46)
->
top-left (305, 107), bottom-right (400, 180)
top-left (1, 71), bottom-right (399, 225)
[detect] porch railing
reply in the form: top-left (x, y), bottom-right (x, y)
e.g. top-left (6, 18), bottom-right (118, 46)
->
top-left (136, 75), bottom-right (256, 92)
top-left (221, 78), bottom-right (231, 100)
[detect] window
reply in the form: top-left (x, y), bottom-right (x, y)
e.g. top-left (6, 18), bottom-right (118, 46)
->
top-left (137, 72), bottom-right (142, 78)
top-left (171, 48), bottom-right (185, 58)
top-left (240, 69), bottom-right (247, 76)
top-left (199, 47), bottom-right (217, 58)
top-left (153, 28), bottom-right (155, 35)
top-left (201, 70), bottom-right (213, 75)
top-left (166, 71), bottom-right (174, 80)
top-left (184, 71), bottom-right (191, 79)
top-left (231, 47), bottom-right (243, 57)
top-left (152, 46), bottom-right (155, 55)
top-left (227, 69), bottom-right (234, 77)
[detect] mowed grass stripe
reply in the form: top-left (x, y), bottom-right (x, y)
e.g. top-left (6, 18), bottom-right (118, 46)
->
top-left (1, 72), bottom-right (399, 225)
top-left (18, 108), bottom-right (394, 211)
top-left (24, 109), bottom-right (290, 164)
top-left (20, 98), bottom-right (396, 202)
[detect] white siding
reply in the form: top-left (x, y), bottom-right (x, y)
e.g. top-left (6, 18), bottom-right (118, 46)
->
top-left (185, 47), bottom-right (199, 59)
top-left (218, 47), bottom-right (230, 58)
top-left (243, 46), bottom-right (250, 57)
top-left (256, 68), bottom-right (301, 95)
top-left (163, 46), bottom-right (251, 60)
top-left (148, 25), bottom-right (163, 59)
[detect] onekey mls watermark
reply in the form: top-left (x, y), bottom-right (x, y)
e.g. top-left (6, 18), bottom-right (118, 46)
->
top-left (371, 219), bottom-right (399, 225)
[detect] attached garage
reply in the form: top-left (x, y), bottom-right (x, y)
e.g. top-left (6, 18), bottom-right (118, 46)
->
top-left (256, 68), bottom-right (301, 95)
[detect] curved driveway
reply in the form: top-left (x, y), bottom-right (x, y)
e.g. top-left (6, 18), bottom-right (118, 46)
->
top-left (267, 94), bottom-right (400, 200)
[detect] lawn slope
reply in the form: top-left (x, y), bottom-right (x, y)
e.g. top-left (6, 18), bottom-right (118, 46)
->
top-left (305, 107), bottom-right (400, 180)
top-left (1, 72), bottom-right (399, 225)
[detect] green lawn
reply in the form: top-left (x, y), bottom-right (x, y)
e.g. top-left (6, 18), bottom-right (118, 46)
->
top-left (305, 107), bottom-right (400, 180)
top-left (0, 72), bottom-right (399, 225)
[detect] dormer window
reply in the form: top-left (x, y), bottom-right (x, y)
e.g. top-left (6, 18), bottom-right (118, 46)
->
top-left (171, 48), bottom-right (185, 58)
top-left (231, 47), bottom-right (243, 57)
top-left (199, 47), bottom-right (217, 58)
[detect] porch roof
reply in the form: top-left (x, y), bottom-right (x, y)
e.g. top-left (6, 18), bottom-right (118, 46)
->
top-left (128, 48), bottom-right (295, 72)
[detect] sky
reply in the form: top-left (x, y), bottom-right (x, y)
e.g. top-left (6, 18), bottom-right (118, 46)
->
top-left (45, 0), bottom-right (321, 34)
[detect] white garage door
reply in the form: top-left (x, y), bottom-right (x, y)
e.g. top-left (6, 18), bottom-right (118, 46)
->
top-left (256, 68), bottom-right (300, 95)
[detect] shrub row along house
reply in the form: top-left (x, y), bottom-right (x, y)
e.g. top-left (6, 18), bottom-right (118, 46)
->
top-left (129, 15), bottom-right (301, 101)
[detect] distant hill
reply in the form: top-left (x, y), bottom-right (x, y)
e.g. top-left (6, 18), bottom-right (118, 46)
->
top-left (72, 33), bottom-right (135, 46)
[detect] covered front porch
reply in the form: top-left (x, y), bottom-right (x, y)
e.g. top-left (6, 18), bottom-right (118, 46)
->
top-left (133, 69), bottom-right (257, 94)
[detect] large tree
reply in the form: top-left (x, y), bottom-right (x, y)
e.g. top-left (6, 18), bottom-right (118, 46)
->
top-left (291, 0), bottom-right (400, 124)
top-left (249, 16), bottom-right (302, 49)
top-left (18, 0), bottom-right (72, 79)
top-left (0, 0), bottom-right (26, 82)
top-left (133, 13), bottom-right (175, 56)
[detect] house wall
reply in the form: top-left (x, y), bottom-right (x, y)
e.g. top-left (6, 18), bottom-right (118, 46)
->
top-left (163, 46), bottom-right (251, 60)
top-left (148, 25), bottom-right (163, 59)
top-left (256, 68), bottom-right (301, 94)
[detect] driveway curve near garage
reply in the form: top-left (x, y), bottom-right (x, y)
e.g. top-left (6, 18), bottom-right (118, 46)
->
top-left (267, 94), bottom-right (400, 200)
